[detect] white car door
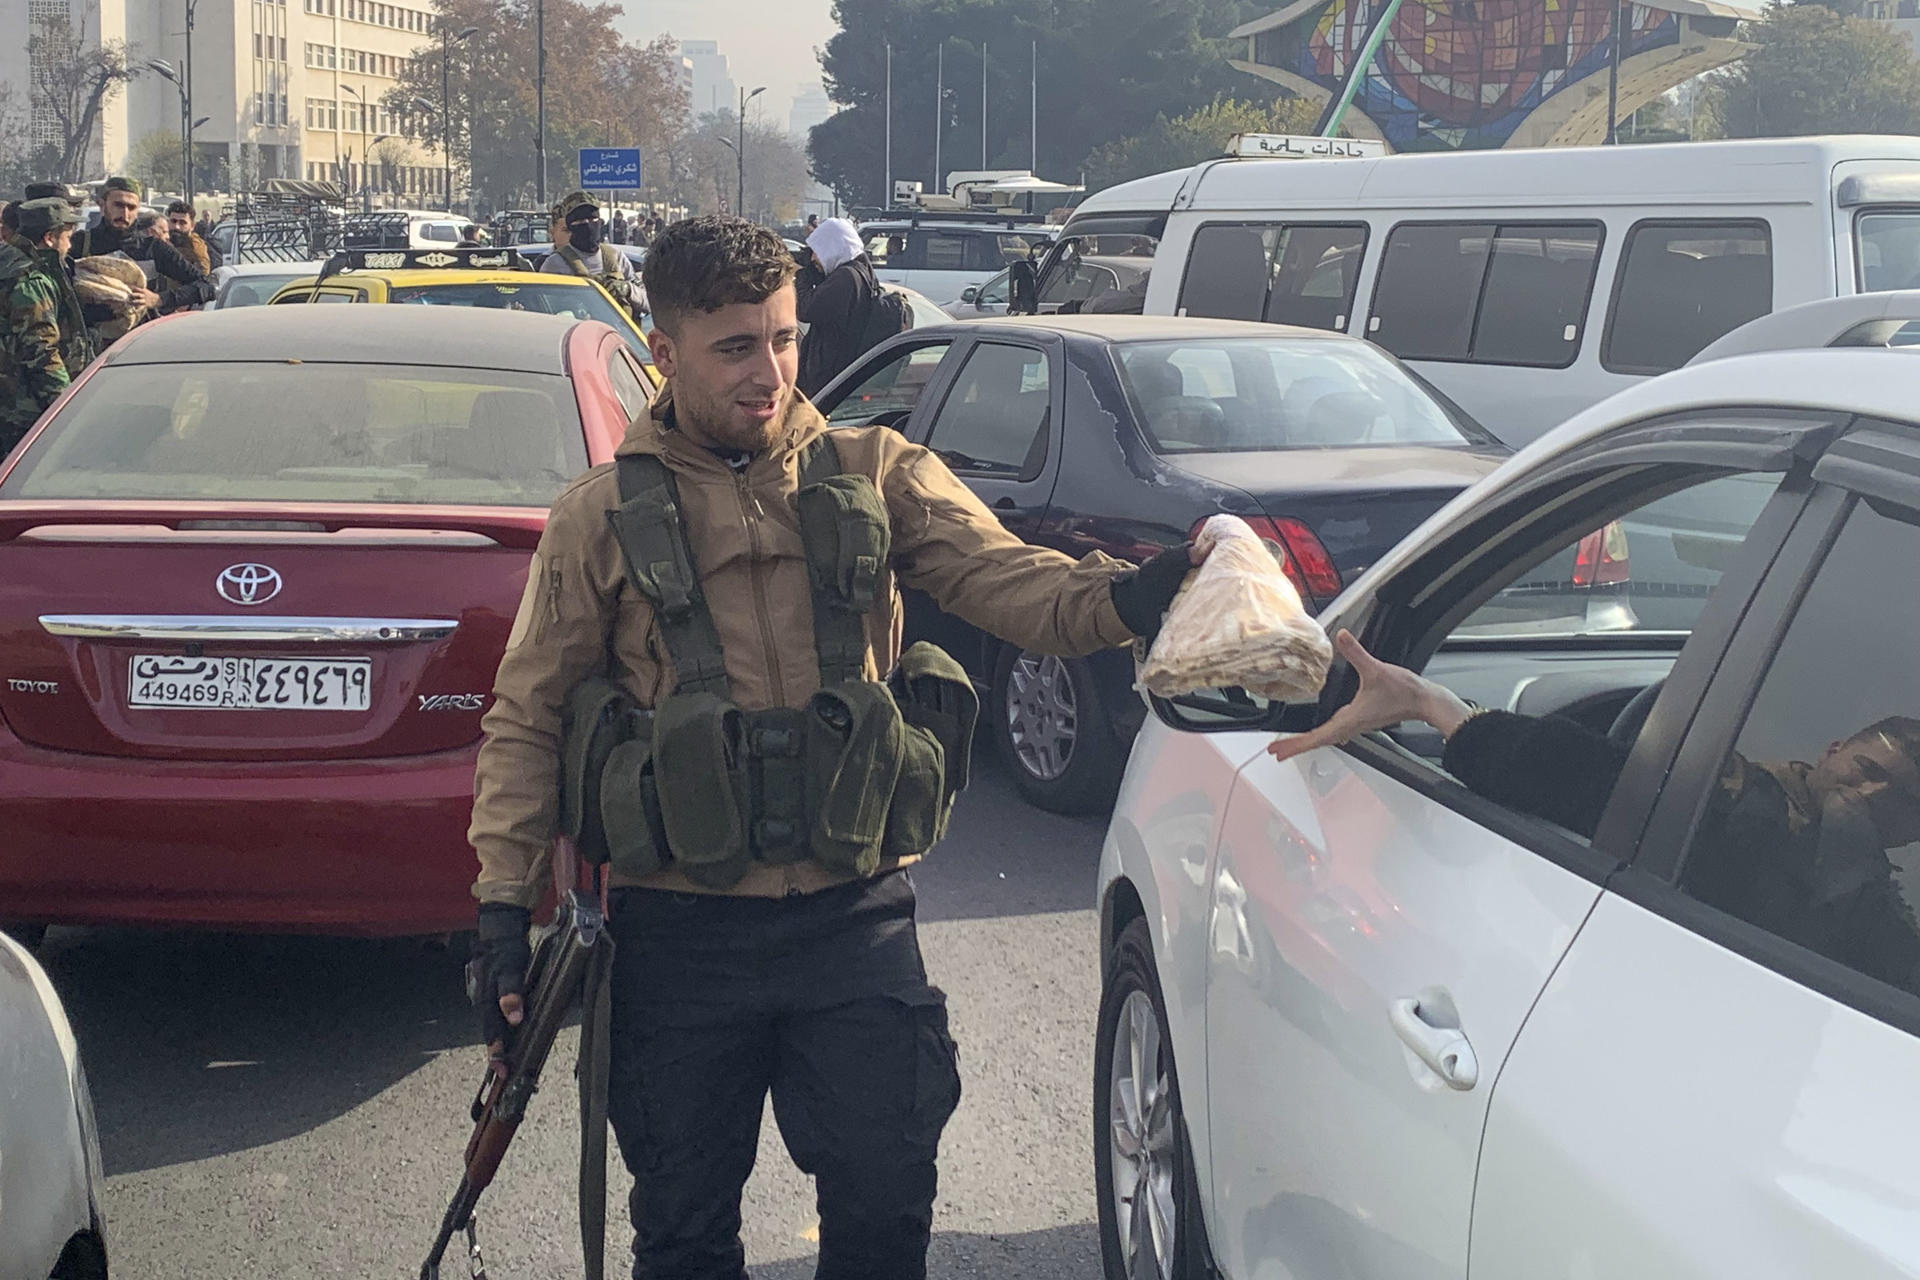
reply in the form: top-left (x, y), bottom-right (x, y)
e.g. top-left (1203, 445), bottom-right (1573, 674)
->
top-left (1472, 452), bottom-right (1920, 1278)
top-left (1202, 450), bottom-right (1811, 1280)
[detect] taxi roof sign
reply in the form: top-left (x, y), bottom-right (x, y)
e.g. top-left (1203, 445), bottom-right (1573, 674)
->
top-left (1228, 133), bottom-right (1387, 160)
top-left (310, 246), bottom-right (532, 291)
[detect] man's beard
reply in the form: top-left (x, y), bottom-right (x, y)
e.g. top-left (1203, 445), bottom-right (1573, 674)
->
top-left (170, 231), bottom-right (192, 248)
top-left (675, 376), bottom-right (785, 453)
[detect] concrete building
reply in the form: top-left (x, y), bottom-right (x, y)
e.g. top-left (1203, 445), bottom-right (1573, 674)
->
top-left (681, 38), bottom-right (735, 119)
top-left (1227, 0), bottom-right (1757, 151)
top-left (1862, 0), bottom-right (1920, 52)
top-left (4, 0), bottom-right (448, 203)
top-left (787, 82), bottom-right (833, 142)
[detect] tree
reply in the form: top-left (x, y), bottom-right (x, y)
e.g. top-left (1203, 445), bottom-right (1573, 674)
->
top-left (1708, 3), bottom-right (1920, 138)
top-left (1085, 96), bottom-right (1319, 190)
top-left (127, 128), bottom-right (187, 192)
top-left (664, 110), bottom-right (812, 220)
top-left (382, 0), bottom-right (690, 214)
top-left (28, 0), bottom-right (136, 179)
top-left (810, 0), bottom-right (1263, 207)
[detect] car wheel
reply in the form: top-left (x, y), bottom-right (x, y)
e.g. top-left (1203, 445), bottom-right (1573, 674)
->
top-left (992, 646), bottom-right (1123, 815)
top-left (1095, 917), bottom-right (1214, 1280)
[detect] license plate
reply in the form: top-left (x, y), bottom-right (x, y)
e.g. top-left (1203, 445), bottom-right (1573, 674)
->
top-left (128, 655), bottom-right (372, 711)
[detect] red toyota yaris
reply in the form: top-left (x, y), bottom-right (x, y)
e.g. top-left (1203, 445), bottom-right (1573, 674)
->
top-left (0, 306), bottom-right (650, 938)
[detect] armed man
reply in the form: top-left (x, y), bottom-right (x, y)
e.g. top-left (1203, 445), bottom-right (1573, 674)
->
top-left (466, 216), bottom-right (1196, 1279)
top-left (0, 197), bottom-right (83, 453)
top-left (68, 177), bottom-right (212, 333)
top-left (539, 189), bottom-right (646, 317)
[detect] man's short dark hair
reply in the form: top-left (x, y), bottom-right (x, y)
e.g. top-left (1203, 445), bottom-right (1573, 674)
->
top-left (641, 215), bottom-right (796, 335)
top-left (166, 199), bottom-right (193, 217)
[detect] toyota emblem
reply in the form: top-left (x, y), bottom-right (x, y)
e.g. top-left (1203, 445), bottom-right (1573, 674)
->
top-left (216, 563), bottom-right (283, 606)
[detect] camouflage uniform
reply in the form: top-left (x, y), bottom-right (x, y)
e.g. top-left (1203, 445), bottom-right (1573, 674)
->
top-left (0, 236), bottom-right (70, 451)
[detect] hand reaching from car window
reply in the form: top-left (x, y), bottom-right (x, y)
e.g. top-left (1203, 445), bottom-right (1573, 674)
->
top-left (1266, 629), bottom-right (1474, 763)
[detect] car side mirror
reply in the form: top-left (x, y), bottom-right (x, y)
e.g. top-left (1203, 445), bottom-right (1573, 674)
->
top-left (1148, 689), bottom-right (1323, 735)
top-left (961, 286), bottom-right (979, 304)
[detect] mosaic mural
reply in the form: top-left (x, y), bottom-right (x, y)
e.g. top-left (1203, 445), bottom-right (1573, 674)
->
top-left (1273, 0), bottom-right (1680, 149)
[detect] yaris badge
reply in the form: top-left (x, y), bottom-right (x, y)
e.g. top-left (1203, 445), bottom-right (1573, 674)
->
top-left (216, 563), bottom-right (283, 606)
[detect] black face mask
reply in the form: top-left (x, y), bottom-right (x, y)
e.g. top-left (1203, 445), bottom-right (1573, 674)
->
top-left (568, 218), bottom-right (602, 253)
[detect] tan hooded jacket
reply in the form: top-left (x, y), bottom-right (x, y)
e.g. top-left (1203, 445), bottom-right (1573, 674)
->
top-left (470, 388), bottom-right (1138, 907)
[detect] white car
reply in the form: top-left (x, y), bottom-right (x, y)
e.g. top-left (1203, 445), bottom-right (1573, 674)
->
top-left (1096, 344), bottom-right (1920, 1279)
top-left (0, 929), bottom-right (107, 1278)
top-left (860, 214), bottom-right (1050, 304)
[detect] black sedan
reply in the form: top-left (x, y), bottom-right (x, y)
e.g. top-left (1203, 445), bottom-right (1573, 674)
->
top-left (813, 315), bottom-right (1508, 813)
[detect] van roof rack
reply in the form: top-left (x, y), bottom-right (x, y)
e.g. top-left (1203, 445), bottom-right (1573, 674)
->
top-left (1688, 291), bottom-right (1920, 365)
top-left (860, 209), bottom-right (1051, 231)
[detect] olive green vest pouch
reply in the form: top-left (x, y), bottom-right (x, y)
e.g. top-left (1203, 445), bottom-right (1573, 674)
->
top-left (560, 676), bottom-right (637, 865)
top-left (652, 691), bottom-right (753, 888)
top-left (805, 683), bottom-right (905, 876)
top-left (795, 472), bottom-right (891, 682)
top-left (743, 706), bottom-right (812, 865)
top-left (598, 732), bottom-right (669, 880)
top-left (884, 724), bottom-right (947, 857)
top-left (889, 641), bottom-right (981, 801)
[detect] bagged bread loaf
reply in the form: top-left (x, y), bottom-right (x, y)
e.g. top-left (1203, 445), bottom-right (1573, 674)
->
top-left (1140, 514), bottom-right (1333, 701)
top-left (73, 254), bottom-right (150, 317)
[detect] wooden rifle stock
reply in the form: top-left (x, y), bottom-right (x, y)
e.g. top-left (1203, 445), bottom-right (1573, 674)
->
top-left (421, 886), bottom-right (609, 1280)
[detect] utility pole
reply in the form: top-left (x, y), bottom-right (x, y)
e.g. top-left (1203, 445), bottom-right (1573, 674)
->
top-left (184, 0), bottom-right (197, 202)
top-left (1606, 0), bottom-right (1623, 144)
top-left (737, 84), bottom-right (765, 219)
top-left (1030, 39), bottom-right (1037, 172)
top-left (883, 43), bottom-right (892, 207)
top-left (981, 42), bottom-right (988, 168)
top-left (535, 0), bottom-right (547, 205)
top-left (441, 26), bottom-right (478, 212)
top-left (933, 42), bottom-right (942, 195)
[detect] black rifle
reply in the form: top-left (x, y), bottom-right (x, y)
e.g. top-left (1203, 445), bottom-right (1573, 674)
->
top-left (422, 870), bottom-right (613, 1280)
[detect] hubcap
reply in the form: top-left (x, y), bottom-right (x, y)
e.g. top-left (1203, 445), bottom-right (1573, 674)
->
top-left (1109, 989), bottom-right (1178, 1279)
top-left (1005, 652), bottom-right (1077, 781)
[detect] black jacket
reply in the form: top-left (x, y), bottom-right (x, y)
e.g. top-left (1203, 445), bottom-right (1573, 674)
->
top-left (796, 255), bottom-right (879, 399)
top-left (68, 221), bottom-right (214, 321)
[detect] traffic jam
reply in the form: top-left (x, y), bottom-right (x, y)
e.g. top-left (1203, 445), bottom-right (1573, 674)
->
top-left (7, 123), bottom-right (1920, 1280)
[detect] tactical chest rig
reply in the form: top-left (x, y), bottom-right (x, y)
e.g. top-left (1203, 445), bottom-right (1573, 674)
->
top-left (561, 435), bottom-right (979, 889)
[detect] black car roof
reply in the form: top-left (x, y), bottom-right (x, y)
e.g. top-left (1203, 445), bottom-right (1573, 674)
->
top-left (106, 305), bottom-right (580, 374)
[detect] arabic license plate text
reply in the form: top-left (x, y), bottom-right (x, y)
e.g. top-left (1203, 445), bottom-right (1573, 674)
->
top-left (128, 655), bottom-right (372, 711)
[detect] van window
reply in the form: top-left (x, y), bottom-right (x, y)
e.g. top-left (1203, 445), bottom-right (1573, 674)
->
top-left (1855, 210), bottom-right (1920, 292)
top-left (1179, 223), bottom-right (1368, 332)
top-left (912, 231), bottom-right (970, 272)
top-left (1603, 220), bottom-right (1772, 375)
top-left (1369, 221), bottom-right (1602, 367)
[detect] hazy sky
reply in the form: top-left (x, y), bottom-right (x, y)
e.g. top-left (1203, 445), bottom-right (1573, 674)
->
top-left (615, 0), bottom-right (840, 131)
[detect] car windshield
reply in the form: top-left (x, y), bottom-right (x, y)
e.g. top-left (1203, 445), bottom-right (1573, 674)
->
top-left (1038, 235), bottom-right (1156, 314)
top-left (0, 362), bottom-right (588, 507)
top-left (1856, 209), bottom-right (1920, 292)
top-left (387, 280), bottom-right (626, 326)
top-left (1115, 338), bottom-right (1483, 452)
top-left (216, 273), bottom-right (309, 307)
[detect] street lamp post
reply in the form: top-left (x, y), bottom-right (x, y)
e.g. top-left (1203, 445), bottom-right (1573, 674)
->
top-left (182, 0), bottom-right (197, 202)
top-left (147, 59), bottom-right (190, 195)
top-left (737, 85), bottom-right (765, 221)
top-left (535, 0), bottom-right (547, 207)
top-left (341, 84), bottom-right (371, 212)
top-left (440, 24), bottom-right (479, 213)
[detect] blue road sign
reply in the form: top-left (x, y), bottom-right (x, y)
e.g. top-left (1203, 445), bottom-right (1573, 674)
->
top-left (579, 147), bottom-right (642, 190)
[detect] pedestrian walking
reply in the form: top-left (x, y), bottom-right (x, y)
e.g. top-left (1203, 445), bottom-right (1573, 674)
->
top-left (465, 215), bottom-right (1199, 1280)
top-left (795, 216), bottom-right (901, 398)
top-left (0, 197), bottom-right (83, 453)
top-left (609, 209), bottom-right (628, 245)
top-left (539, 190), bottom-right (645, 317)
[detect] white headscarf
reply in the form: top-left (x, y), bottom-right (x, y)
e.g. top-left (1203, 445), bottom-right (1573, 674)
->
top-left (807, 217), bottom-right (864, 275)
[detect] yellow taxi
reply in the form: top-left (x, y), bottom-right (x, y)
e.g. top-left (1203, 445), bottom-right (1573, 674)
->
top-left (269, 248), bottom-right (661, 390)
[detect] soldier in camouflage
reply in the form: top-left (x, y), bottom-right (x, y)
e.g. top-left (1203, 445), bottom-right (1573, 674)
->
top-left (0, 198), bottom-right (82, 452)
top-left (15, 182), bottom-right (95, 378)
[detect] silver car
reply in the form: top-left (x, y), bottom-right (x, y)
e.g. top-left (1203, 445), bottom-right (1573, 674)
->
top-left (0, 929), bottom-right (108, 1278)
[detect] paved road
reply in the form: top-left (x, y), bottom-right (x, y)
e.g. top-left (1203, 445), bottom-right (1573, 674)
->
top-left (37, 755), bottom-right (1112, 1279)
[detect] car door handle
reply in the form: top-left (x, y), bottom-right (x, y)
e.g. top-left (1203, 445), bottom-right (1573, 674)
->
top-left (1389, 997), bottom-right (1479, 1091)
top-left (992, 497), bottom-right (1016, 511)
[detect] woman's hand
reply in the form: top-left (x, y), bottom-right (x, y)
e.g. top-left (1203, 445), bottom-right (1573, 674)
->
top-left (1266, 629), bottom-right (1472, 763)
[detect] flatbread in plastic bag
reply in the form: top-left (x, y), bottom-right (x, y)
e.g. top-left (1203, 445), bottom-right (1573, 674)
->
top-left (1140, 514), bottom-right (1332, 701)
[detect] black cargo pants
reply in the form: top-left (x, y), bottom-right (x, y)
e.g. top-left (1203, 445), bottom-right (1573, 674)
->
top-left (605, 871), bottom-right (962, 1280)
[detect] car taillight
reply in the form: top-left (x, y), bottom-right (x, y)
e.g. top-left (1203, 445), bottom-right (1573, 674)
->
top-left (1191, 515), bottom-right (1343, 604)
top-left (1571, 520), bottom-right (1630, 587)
